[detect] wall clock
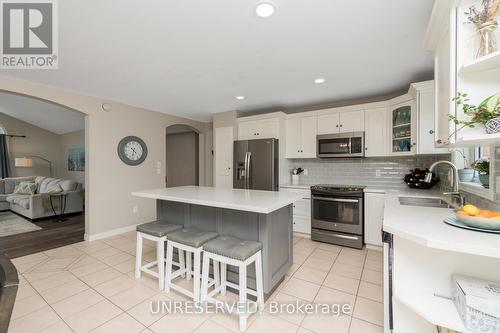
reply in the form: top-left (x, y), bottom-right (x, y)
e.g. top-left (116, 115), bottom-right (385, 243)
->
top-left (117, 136), bottom-right (148, 166)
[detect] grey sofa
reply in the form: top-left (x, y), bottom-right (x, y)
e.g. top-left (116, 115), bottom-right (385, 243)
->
top-left (0, 176), bottom-right (83, 220)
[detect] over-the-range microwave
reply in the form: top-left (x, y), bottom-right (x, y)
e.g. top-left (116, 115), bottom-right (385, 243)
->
top-left (316, 132), bottom-right (365, 158)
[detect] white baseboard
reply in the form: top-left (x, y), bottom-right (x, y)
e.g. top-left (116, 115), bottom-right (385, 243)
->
top-left (366, 244), bottom-right (383, 251)
top-left (84, 223), bottom-right (139, 241)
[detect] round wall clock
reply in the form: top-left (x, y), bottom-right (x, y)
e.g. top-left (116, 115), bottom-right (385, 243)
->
top-left (117, 136), bottom-right (148, 166)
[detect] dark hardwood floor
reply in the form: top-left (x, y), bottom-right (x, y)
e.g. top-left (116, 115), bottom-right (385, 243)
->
top-left (0, 214), bottom-right (85, 259)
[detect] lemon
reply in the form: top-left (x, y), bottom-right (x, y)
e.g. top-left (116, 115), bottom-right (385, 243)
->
top-left (463, 204), bottom-right (480, 216)
top-left (456, 210), bottom-right (468, 216)
top-left (492, 216), bottom-right (500, 220)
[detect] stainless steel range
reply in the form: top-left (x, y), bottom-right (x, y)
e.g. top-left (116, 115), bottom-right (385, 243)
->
top-left (310, 184), bottom-right (365, 249)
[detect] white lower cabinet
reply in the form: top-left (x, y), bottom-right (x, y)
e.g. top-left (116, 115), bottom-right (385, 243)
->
top-left (364, 192), bottom-right (385, 246)
top-left (281, 187), bottom-right (311, 234)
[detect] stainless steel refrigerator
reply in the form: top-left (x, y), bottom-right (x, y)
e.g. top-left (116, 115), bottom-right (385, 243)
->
top-left (233, 138), bottom-right (279, 191)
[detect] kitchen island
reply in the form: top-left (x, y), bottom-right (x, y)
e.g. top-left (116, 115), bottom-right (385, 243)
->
top-left (131, 186), bottom-right (305, 295)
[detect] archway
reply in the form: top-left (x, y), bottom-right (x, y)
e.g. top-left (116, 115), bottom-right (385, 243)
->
top-left (165, 124), bottom-right (200, 187)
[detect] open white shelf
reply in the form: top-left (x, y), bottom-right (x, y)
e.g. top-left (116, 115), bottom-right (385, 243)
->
top-left (460, 50), bottom-right (500, 75)
top-left (394, 293), bottom-right (465, 332)
top-left (450, 132), bottom-right (500, 147)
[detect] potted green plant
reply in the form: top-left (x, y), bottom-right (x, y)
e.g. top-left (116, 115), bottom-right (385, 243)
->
top-left (448, 91), bottom-right (500, 139)
top-left (472, 159), bottom-right (490, 188)
top-left (454, 149), bottom-right (475, 182)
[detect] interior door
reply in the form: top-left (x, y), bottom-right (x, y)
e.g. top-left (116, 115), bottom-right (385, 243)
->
top-left (300, 116), bottom-right (317, 158)
top-left (340, 110), bottom-right (365, 133)
top-left (285, 118), bottom-right (301, 158)
top-left (365, 108), bottom-right (388, 157)
top-left (215, 126), bottom-right (233, 188)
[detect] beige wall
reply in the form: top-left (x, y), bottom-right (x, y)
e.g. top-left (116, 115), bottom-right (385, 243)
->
top-left (166, 131), bottom-right (198, 187)
top-left (59, 130), bottom-right (85, 185)
top-left (0, 112), bottom-right (62, 177)
top-left (0, 75), bottom-right (208, 238)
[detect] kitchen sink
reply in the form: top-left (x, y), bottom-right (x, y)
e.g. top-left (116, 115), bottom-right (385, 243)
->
top-left (398, 196), bottom-right (453, 209)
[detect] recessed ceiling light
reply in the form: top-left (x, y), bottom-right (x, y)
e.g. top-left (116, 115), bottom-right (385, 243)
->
top-left (236, 96), bottom-right (245, 100)
top-left (314, 78), bottom-right (326, 84)
top-left (255, 2), bottom-right (275, 18)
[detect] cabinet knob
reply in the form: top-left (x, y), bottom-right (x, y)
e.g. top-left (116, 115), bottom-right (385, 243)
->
top-left (339, 124), bottom-right (343, 127)
top-left (412, 143), bottom-right (416, 147)
top-left (365, 147), bottom-right (368, 150)
top-left (336, 125), bottom-right (339, 128)
top-left (429, 130), bottom-right (434, 134)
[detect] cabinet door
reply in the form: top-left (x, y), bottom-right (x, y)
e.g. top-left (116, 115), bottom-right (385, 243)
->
top-left (364, 192), bottom-right (385, 246)
top-left (417, 89), bottom-right (449, 154)
top-left (292, 198), bottom-right (311, 217)
top-left (365, 108), bottom-right (388, 157)
top-left (317, 113), bottom-right (340, 135)
top-left (390, 101), bottom-right (416, 156)
top-left (285, 118), bottom-right (302, 158)
top-left (339, 110), bottom-right (365, 133)
top-left (300, 116), bottom-right (317, 158)
top-left (293, 215), bottom-right (311, 234)
top-left (256, 119), bottom-right (278, 139)
top-left (238, 121), bottom-right (257, 140)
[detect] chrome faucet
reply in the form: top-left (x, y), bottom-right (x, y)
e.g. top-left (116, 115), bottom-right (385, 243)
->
top-left (425, 160), bottom-right (465, 207)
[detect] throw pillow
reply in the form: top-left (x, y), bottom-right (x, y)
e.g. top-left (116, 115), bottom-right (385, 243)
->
top-left (13, 181), bottom-right (38, 195)
top-left (46, 184), bottom-right (63, 194)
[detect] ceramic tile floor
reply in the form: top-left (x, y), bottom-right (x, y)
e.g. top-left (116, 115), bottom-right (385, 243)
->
top-left (9, 232), bottom-right (384, 333)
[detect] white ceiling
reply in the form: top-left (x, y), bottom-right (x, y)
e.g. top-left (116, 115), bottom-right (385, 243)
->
top-left (2, 0), bottom-right (435, 122)
top-left (0, 92), bottom-right (85, 134)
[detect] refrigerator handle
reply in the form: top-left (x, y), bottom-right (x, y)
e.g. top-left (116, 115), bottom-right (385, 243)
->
top-left (244, 152), bottom-right (249, 189)
top-left (246, 152), bottom-right (252, 189)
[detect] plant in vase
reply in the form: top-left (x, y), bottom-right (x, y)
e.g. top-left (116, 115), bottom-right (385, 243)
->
top-left (465, 0), bottom-right (500, 59)
top-left (472, 159), bottom-right (490, 188)
top-left (441, 92), bottom-right (500, 144)
top-left (454, 149), bottom-right (475, 182)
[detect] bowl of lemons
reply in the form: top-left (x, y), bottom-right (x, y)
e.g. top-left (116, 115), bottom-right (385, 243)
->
top-left (455, 204), bottom-right (500, 231)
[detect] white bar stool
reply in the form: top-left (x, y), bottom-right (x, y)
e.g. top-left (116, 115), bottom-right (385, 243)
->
top-left (200, 236), bottom-right (264, 332)
top-left (164, 228), bottom-right (218, 301)
top-left (135, 221), bottom-right (183, 290)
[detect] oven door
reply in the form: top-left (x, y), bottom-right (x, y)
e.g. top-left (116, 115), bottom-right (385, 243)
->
top-left (311, 195), bottom-right (363, 235)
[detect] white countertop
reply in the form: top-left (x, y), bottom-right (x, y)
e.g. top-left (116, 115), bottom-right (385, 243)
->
top-left (382, 190), bottom-right (500, 259)
top-left (132, 186), bottom-right (306, 214)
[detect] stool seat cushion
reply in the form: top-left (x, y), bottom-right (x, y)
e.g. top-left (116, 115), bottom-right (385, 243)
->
top-left (136, 221), bottom-right (182, 237)
top-left (167, 228), bottom-right (218, 248)
top-left (203, 236), bottom-right (262, 261)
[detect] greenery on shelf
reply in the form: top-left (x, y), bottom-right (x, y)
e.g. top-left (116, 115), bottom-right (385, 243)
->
top-left (472, 159), bottom-right (490, 174)
top-left (447, 91), bottom-right (500, 139)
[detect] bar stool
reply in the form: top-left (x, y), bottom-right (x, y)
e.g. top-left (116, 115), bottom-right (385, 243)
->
top-left (200, 235), bottom-right (264, 332)
top-left (135, 221), bottom-right (183, 290)
top-left (164, 228), bottom-right (218, 301)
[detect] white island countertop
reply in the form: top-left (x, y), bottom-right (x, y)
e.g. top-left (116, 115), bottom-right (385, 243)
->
top-left (132, 186), bottom-right (306, 214)
top-left (382, 190), bottom-right (500, 259)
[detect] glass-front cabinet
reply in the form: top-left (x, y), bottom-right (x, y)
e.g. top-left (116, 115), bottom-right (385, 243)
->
top-left (390, 101), bottom-right (416, 155)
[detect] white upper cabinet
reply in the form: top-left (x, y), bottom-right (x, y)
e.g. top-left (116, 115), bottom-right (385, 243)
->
top-left (340, 110), bottom-right (365, 133)
top-left (364, 107), bottom-right (388, 157)
top-left (237, 118), bottom-right (278, 140)
top-left (389, 99), bottom-right (417, 156)
top-left (286, 116), bottom-right (317, 158)
top-left (413, 82), bottom-right (449, 154)
top-left (317, 113), bottom-right (340, 135)
top-left (317, 110), bottom-right (364, 135)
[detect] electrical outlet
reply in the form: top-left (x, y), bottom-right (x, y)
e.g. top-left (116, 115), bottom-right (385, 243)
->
top-left (303, 169), bottom-right (308, 176)
top-left (376, 170), bottom-right (382, 177)
top-left (132, 206), bottom-right (138, 214)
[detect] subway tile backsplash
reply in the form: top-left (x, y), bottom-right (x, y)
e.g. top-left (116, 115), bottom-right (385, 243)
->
top-left (282, 155), bottom-right (452, 190)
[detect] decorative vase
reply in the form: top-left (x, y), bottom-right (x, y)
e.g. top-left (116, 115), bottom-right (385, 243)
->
top-left (475, 21), bottom-right (498, 59)
top-left (291, 175), bottom-right (299, 185)
top-left (485, 117), bottom-right (500, 134)
top-left (458, 168), bottom-right (475, 182)
top-left (478, 174), bottom-right (490, 188)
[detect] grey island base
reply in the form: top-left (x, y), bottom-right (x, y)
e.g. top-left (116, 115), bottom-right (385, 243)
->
top-left (132, 186), bottom-right (306, 297)
top-left (156, 199), bottom-right (292, 296)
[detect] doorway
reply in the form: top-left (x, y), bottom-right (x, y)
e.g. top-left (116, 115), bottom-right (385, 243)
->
top-left (166, 124), bottom-right (200, 187)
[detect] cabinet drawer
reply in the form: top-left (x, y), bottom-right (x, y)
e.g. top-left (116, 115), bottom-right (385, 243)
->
top-left (293, 199), bottom-right (311, 217)
top-left (293, 215), bottom-right (311, 234)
